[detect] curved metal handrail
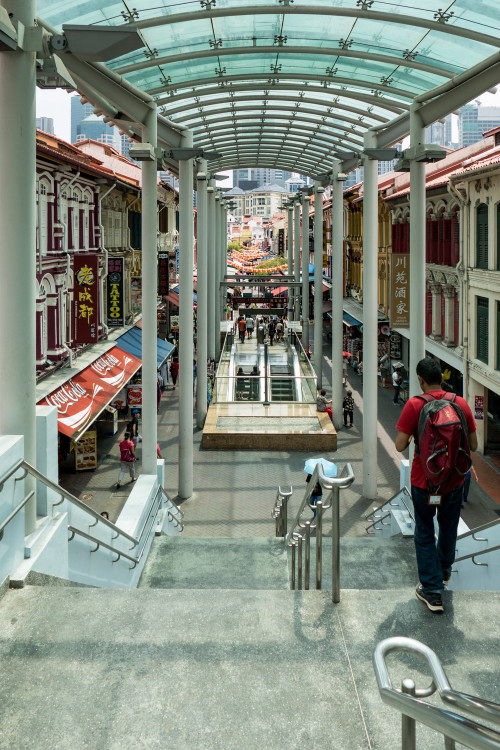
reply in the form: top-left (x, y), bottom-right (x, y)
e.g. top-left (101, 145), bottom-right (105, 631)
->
top-left (373, 637), bottom-right (500, 749)
top-left (457, 517), bottom-right (500, 542)
top-left (454, 543), bottom-right (500, 566)
top-left (365, 511), bottom-right (391, 534)
top-left (0, 491), bottom-right (34, 541)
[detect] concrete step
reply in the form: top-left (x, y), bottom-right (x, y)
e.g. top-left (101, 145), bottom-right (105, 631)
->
top-left (287, 536), bottom-right (418, 591)
top-left (0, 586), bottom-right (498, 750)
top-left (139, 536), bottom-right (289, 589)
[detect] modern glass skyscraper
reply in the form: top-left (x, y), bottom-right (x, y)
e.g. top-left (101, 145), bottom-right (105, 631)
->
top-left (70, 96), bottom-right (94, 144)
top-left (233, 168), bottom-right (291, 190)
top-left (459, 103), bottom-right (500, 147)
top-left (36, 117), bottom-right (54, 135)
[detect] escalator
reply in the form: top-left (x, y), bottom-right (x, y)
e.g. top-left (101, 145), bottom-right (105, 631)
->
top-left (270, 363), bottom-right (294, 401)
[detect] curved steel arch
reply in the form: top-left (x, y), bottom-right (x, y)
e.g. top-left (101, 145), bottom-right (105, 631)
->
top-left (117, 44), bottom-right (458, 82)
top-left (155, 81), bottom-right (409, 115)
top-left (195, 132), bottom-right (345, 155)
top-left (212, 158), bottom-right (323, 176)
top-left (210, 153), bottom-right (328, 174)
top-left (132, 5), bottom-right (500, 49)
top-left (164, 93), bottom-right (389, 124)
top-left (150, 72), bottom-right (414, 104)
top-left (206, 139), bottom-right (333, 159)
top-left (193, 119), bottom-right (365, 149)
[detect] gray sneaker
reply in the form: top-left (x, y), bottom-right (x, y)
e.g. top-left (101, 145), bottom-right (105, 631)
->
top-left (416, 584), bottom-right (444, 613)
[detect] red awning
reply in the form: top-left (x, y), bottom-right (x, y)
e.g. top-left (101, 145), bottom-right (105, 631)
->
top-left (271, 286), bottom-right (288, 296)
top-left (38, 346), bottom-right (141, 439)
top-left (164, 291), bottom-right (180, 307)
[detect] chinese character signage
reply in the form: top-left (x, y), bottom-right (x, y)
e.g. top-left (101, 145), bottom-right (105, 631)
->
top-left (107, 256), bottom-right (124, 328)
top-left (74, 254), bottom-right (99, 343)
top-left (158, 252), bottom-right (169, 296)
top-left (278, 229), bottom-right (284, 254)
top-left (390, 254), bottom-right (410, 328)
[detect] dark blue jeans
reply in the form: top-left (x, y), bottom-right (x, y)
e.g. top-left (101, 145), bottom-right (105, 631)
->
top-left (393, 384), bottom-right (401, 403)
top-left (411, 484), bottom-right (464, 594)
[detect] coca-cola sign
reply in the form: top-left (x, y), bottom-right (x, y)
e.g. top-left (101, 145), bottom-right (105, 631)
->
top-left (39, 346), bottom-right (141, 437)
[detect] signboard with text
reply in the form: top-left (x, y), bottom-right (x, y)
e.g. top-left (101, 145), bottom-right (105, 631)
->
top-left (390, 254), bottom-right (410, 328)
top-left (74, 254), bottom-right (99, 343)
top-left (158, 252), bottom-right (169, 296)
top-left (107, 256), bottom-right (124, 328)
top-left (474, 395), bottom-right (484, 421)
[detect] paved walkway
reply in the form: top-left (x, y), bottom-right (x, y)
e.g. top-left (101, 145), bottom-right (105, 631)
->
top-left (59, 331), bottom-right (500, 533)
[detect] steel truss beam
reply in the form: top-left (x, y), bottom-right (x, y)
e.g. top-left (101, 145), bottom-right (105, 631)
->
top-left (191, 113), bottom-right (368, 141)
top-left (117, 44), bottom-right (456, 82)
top-left (210, 150), bottom-right (328, 171)
top-left (195, 138), bottom-right (337, 161)
top-left (196, 125), bottom-right (363, 150)
top-left (133, 6), bottom-right (500, 49)
top-left (211, 156), bottom-right (330, 175)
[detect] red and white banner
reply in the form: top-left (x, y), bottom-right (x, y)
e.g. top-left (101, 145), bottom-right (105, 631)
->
top-left (39, 346), bottom-right (141, 438)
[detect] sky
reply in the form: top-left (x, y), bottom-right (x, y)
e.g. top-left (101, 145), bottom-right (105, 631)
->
top-left (37, 87), bottom-right (500, 186)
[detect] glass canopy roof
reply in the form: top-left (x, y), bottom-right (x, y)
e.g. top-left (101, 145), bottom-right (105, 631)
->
top-left (38, 0), bottom-right (500, 176)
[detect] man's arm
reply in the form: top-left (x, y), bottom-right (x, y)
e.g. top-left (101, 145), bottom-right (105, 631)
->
top-left (469, 431), bottom-right (478, 452)
top-left (395, 430), bottom-right (412, 452)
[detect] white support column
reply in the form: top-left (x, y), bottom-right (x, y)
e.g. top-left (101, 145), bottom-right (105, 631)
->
top-left (220, 201), bottom-right (227, 325)
top-left (287, 205), bottom-right (294, 319)
top-left (362, 132), bottom-right (379, 500)
top-left (294, 200), bottom-right (301, 321)
top-left (196, 160), bottom-right (208, 429)
top-left (313, 183), bottom-right (324, 388)
top-left (0, 0), bottom-right (37, 534)
top-left (429, 282), bottom-right (442, 339)
top-left (301, 194), bottom-right (310, 350)
top-left (214, 193), bottom-right (221, 361)
top-left (141, 105), bottom-right (158, 477)
top-left (207, 180), bottom-right (216, 360)
top-left (178, 135), bottom-right (194, 499)
top-left (331, 163), bottom-right (345, 429)
top-left (409, 104), bottom-right (426, 396)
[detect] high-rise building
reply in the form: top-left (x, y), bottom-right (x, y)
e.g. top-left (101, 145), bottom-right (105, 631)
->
top-left (70, 96), bottom-right (93, 144)
top-left (75, 114), bottom-right (122, 151)
top-left (233, 168), bottom-right (291, 190)
top-left (36, 117), bottom-right (54, 134)
top-left (459, 102), bottom-right (500, 147)
top-left (378, 143), bottom-right (402, 176)
top-left (425, 115), bottom-right (454, 148)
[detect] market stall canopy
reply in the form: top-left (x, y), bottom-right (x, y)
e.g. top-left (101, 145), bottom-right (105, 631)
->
top-left (37, 346), bottom-right (141, 440)
top-left (115, 325), bottom-right (175, 368)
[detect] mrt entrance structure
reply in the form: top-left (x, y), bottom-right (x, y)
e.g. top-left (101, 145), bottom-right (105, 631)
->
top-left (1, 0), bottom-right (500, 527)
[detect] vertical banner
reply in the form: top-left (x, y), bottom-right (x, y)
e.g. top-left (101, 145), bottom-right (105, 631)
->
top-left (107, 256), bottom-right (124, 327)
top-left (74, 253), bottom-right (99, 343)
top-left (158, 252), bottom-right (169, 296)
top-left (390, 253), bottom-right (410, 328)
top-left (278, 228), bottom-right (284, 255)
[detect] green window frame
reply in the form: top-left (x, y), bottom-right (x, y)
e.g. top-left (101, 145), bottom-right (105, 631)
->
top-left (476, 296), bottom-right (489, 364)
top-left (476, 203), bottom-right (488, 269)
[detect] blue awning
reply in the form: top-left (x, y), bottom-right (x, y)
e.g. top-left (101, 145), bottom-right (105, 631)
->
top-left (115, 326), bottom-right (175, 368)
top-left (343, 313), bottom-right (362, 327)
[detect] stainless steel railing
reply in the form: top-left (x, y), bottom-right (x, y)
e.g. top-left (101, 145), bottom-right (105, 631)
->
top-left (373, 636), bottom-right (500, 750)
top-left (285, 462), bottom-right (354, 603)
top-left (272, 486), bottom-right (293, 537)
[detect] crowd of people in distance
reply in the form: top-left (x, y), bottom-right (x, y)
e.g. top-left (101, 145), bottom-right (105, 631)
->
top-left (236, 313), bottom-right (287, 345)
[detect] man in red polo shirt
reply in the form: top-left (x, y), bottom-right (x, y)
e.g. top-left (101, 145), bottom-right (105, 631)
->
top-left (395, 358), bottom-right (477, 613)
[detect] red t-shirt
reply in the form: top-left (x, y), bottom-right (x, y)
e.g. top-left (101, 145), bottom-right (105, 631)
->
top-left (396, 390), bottom-right (476, 489)
top-left (170, 361), bottom-right (179, 376)
top-left (119, 439), bottom-right (135, 462)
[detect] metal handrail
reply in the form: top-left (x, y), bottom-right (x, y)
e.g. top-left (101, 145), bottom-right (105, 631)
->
top-left (272, 485), bottom-right (293, 537)
top-left (373, 637), bottom-right (500, 750)
top-left (453, 543), bottom-right (500, 566)
top-left (365, 511), bottom-right (391, 534)
top-left (0, 491), bottom-right (34, 541)
top-left (0, 458), bottom-right (25, 492)
top-left (159, 485), bottom-right (184, 520)
top-left (364, 486), bottom-right (412, 520)
top-left (286, 463), bottom-right (354, 602)
top-left (457, 517), bottom-right (500, 542)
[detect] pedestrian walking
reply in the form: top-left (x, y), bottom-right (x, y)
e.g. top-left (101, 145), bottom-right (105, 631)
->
top-left (395, 358), bottom-right (477, 613)
top-left (170, 358), bottom-right (179, 389)
top-left (343, 390), bottom-right (354, 427)
top-left (250, 365), bottom-right (260, 400)
top-left (379, 352), bottom-right (390, 388)
top-left (116, 432), bottom-right (136, 489)
top-left (246, 315), bottom-right (254, 339)
top-left (268, 319), bottom-right (276, 346)
top-left (236, 366), bottom-right (246, 400)
top-left (305, 473), bottom-right (322, 520)
top-left (238, 316), bottom-right (247, 343)
top-left (392, 367), bottom-right (403, 405)
top-left (276, 318), bottom-right (284, 342)
top-left (342, 356), bottom-right (349, 386)
top-left (127, 409), bottom-right (140, 446)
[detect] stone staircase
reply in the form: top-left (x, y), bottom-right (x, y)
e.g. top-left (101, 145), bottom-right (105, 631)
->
top-left (0, 533), bottom-right (498, 749)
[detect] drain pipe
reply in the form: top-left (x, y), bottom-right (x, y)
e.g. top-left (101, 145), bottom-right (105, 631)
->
top-left (59, 170), bottom-right (80, 368)
top-left (98, 182), bottom-right (115, 338)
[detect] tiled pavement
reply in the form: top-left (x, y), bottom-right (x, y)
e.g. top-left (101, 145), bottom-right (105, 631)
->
top-left (59, 330), bottom-right (500, 535)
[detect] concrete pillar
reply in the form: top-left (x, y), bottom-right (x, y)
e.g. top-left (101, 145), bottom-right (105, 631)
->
top-left (362, 132), bottom-right (379, 499)
top-left (331, 163), bottom-right (345, 429)
top-left (220, 202), bottom-right (227, 325)
top-left (0, 0), bottom-right (37, 533)
top-left (409, 104), bottom-right (426, 396)
top-left (178, 135), bottom-right (194, 499)
top-left (141, 105), bottom-right (158, 477)
top-left (214, 193), bottom-right (221, 361)
top-left (196, 160), bottom-right (208, 428)
top-left (287, 205), bottom-right (294, 319)
top-left (442, 284), bottom-right (456, 346)
top-left (313, 183), bottom-right (324, 388)
top-left (207, 180), bottom-right (216, 360)
top-left (294, 200), bottom-right (301, 321)
top-left (301, 194), bottom-right (310, 350)
top-left (429, 282), bottom-right (442, 340)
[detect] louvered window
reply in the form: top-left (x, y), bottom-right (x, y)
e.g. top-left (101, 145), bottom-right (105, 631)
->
top-left (476, 296), bottom-right (489, 364)
top-left (476, 204), bottom-right (488, 269)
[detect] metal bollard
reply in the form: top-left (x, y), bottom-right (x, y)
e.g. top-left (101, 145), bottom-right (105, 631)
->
top-left (290, 542), bottom-right (296, 590)
top-left (297, 535), bottom-right (303, 590)
top-left (304, 521), bottom-right (311, 590)
top-left (281, 495), bottom-right (288, 537)
top-left (316, 500), bottom-right (323, 590)
top-left (332, 486), bottom-right (340, 603)
top-left (401, 678), bottom-right (416, 750)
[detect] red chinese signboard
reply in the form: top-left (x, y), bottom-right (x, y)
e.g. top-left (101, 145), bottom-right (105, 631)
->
top-left (74, 254), bottom-right (99, 343)
top-left (158, 252), bottom-right (169, 296)
top-left (39, 346), bottom-right (141, 438)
